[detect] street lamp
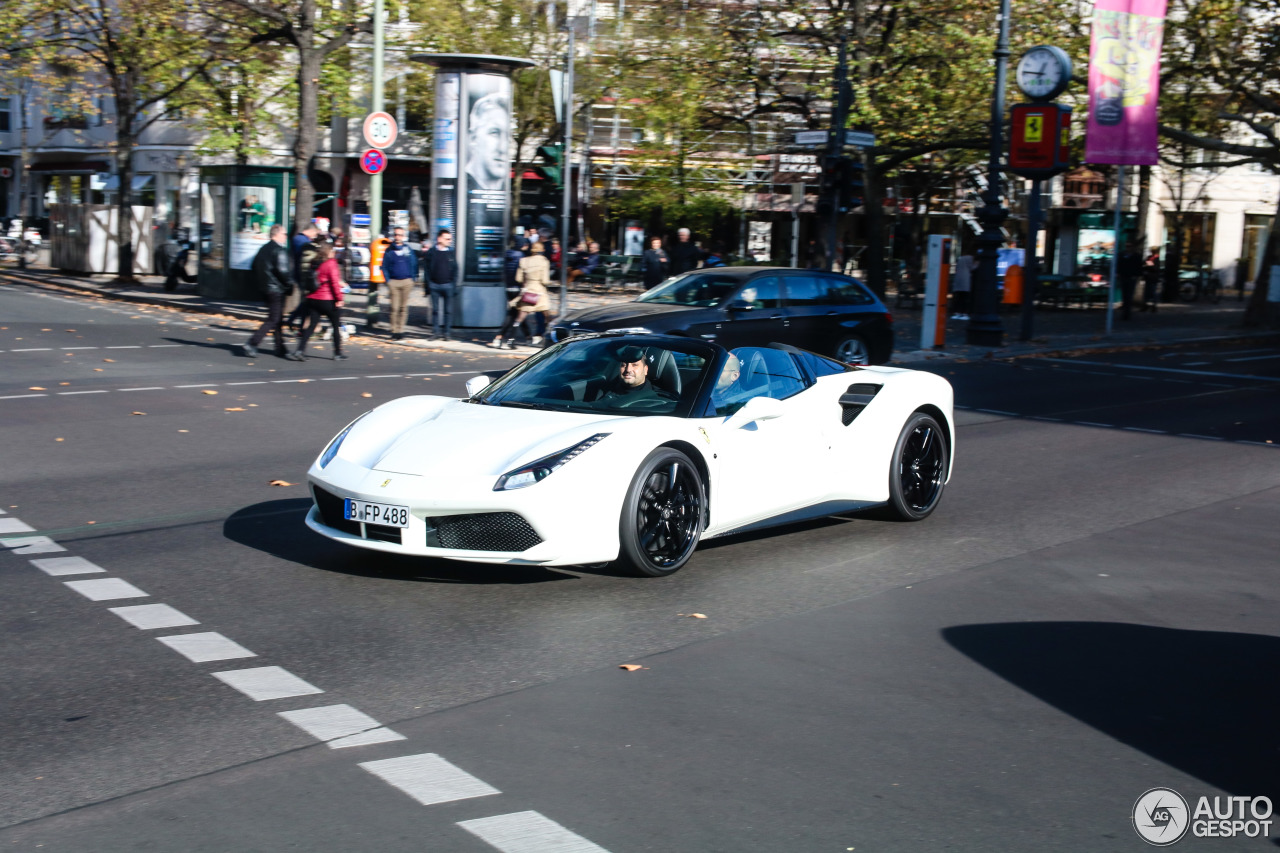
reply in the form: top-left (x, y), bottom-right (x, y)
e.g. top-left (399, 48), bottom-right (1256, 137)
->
top-left (967, 0), bottom-right (1013, 347)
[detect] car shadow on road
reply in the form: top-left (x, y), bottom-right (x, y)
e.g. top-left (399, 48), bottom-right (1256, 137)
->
top-left (944, 621), bottom-right (1280, 800)
top-left (223, 499), bottom-right (581, 585)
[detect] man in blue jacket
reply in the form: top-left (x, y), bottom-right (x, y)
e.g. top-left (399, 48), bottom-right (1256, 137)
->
top-left (380, 226), bottom-right (418, 340)
top-left (421, 229), bottom-right (459, 340)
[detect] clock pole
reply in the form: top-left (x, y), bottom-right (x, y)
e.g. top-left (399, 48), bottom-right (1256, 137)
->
top-left (968, 0), bottom-right (1013, 347)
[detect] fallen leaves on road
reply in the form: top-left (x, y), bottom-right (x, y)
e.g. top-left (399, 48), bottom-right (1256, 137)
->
top-left (678, 613), bottom-right (707, 619)
top-left (60, 382), bottom-right (70, 386)
top-left (103, 358), bottom-right (115, 362)
top-left (65, 329), bottom-right (75, 332)
top-left (93, 368), bottom-right (103, 372)
top-left (178, 429), bottom-right (189, 433)
top-left (618, 664), bottom-right (647, 672)
top-left (130, 412), bottom-right (146, 416)
top-left (361, 392), bottom-right (373, 398)
top-left (41, 328), bottom-right (51, 331)
top-left (55, 438), bottom-right (64, 442)
top-left (225, 407), bottom-right (246, 412)
top-left (268, 479), bottom-right (294, 487)
top-left (29, 386), bottom-right (46, 391)
top-left (201, 389), bottom-right (218, 395)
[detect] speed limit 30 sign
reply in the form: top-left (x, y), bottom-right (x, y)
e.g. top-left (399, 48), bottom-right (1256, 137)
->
top-left (363, 111), bottom-right (398, 149)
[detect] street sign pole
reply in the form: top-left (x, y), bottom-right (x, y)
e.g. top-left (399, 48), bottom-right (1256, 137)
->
top-left (1021, 180), bottom-right (1042, 341)
top-left (969, 0), bottom-right (1012, 347)
top-left (370, 0), bottom-right (385, 236)
top-left (559, 25), bottom-right (575, 321)
top-left (1106, 164), bottom-right (1125, 335)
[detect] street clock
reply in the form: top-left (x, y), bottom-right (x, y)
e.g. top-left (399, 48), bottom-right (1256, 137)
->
top-left (1015, 46), bottom-right (1073, 102)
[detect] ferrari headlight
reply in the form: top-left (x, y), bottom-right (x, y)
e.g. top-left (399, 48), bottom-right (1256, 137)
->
top-left (319, 412), bottom-right (369, 468)
top-left (494, 433), bottom-right (610, 491)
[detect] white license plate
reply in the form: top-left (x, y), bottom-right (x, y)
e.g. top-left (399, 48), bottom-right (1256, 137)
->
top-left (343, 499), bottom-right (410, 528)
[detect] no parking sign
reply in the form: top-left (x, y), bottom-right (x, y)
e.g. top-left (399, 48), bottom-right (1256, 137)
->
top-left (359, 149), bottom-right (387, 175)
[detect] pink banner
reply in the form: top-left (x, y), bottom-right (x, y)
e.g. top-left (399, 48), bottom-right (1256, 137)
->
top-left (1085, 0), bottom-right (1167, 165)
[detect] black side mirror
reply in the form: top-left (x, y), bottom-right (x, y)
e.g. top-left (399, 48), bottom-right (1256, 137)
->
top-left (726, 299), bottom-right (753, 312)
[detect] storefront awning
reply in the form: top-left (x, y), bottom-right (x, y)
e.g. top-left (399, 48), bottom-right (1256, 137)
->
top-left (29, 160), bottom-right (110, 173)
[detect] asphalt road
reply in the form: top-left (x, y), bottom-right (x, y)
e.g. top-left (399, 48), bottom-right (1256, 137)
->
top-left (2, 278), bottom-right (1279, 852)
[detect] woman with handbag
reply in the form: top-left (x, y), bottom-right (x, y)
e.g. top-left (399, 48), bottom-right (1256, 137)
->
top-left (289, 242), bottom-right (348, 361)
top-left (492, 241), bottom-right (552, 349)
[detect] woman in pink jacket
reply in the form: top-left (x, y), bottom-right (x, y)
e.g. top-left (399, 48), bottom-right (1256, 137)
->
top-left (289, 242), bottom-right (348, 361)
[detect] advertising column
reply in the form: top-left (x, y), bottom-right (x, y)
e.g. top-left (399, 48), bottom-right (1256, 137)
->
top-left (461, 74), bottom-right (512, 298)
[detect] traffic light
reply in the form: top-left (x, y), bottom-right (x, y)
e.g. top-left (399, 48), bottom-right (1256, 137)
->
top-left (839, 161), bottom-right (865, 213)
top-left (817, 155), bottom-right (841, 217)
top-left (535, 143), bottom-right (564, 189)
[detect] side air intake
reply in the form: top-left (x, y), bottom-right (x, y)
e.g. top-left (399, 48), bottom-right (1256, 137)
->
top-left (839, 383), bottom-right (882, 426)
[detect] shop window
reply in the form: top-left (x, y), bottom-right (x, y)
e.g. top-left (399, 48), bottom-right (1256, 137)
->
top-left (0, 98), bottom-right (10, 133)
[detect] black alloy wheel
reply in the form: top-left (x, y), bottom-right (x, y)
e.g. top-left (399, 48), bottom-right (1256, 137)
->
top-left (617, 448), bottom-right (705, 577)
top-left (887, 413), bottom-right (948, 521)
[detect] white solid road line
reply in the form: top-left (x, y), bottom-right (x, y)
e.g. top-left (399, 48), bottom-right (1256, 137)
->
top-left (212, 666), bottom-right (325, 701)
top-left (0, 518), bottom-right (35, 535)
top-left (157, 632), bottom-right (257, 663)
top-left (30, 556), bottom-right (106, 576)
top-left (277, 704), bottom-right (406, 749)
top-left (359, 753), bottom-right (501, 807)
top-left (1040, 357), bottom-right (1280, 383)
top-left (109, 603), bottom-right (200, 630)
top-left (63, 578), bottom-right (149, 601)
top-left (459, 811), bottom-right (613, 853)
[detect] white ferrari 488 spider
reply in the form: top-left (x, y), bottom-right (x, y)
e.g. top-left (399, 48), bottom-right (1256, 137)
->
top-left (306, 333), bottom-right (953, 577)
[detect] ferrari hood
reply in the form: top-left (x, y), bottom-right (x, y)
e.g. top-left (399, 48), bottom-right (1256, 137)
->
top-left (371, 399), bottom-right (626, 477)
top-left (564, 301), bottom-right (698, 327)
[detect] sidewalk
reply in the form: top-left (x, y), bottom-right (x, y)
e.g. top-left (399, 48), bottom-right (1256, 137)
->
top-left (0, 266), bottom-right (623, 356)
top-left (1, 264), bottom-right (1273, 361)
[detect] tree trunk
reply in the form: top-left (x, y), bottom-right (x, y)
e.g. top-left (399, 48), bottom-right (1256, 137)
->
top-left (862, 152), bottom-right (887, 297)
top-left (1243, 188), bottom-right (1280, 327)
top-left (115, 78), bottom-right (137, 284)
top-left (294, 49), bottom-right (320, 231)
top-left (1135, 164), bottom-right (1152, 247)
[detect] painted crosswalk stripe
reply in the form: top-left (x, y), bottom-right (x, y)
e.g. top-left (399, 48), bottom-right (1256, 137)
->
top-left (459, 811), bottom-right (612, 853)
top-left (211, 666), bottom-right (324, 701)
top-left (1, 536), bottom-right (66, 554)
top-left (0, 518), bottom-right (35, 535)
top-left (277, 704), bottom-right (405, 749)
top-left (359, 753), bottom-right (500, 806)
top-left (157, 632), bottom-right (256, 662)
top-left (30, 556), bottom-right (106, 576)
top-left (64, 578), bottom-right (149, 601)
top-left (109, 603), bottom-right (200, 630)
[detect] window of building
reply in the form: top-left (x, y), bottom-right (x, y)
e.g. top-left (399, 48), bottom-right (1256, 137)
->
top-left (0, 98), bottom-right (10, 133)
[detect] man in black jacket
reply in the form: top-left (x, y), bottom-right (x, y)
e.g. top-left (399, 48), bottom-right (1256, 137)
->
top-left (668, 228), bottom-right (702, 276)
top-left (421, 229), bottom-right (459, 340)
top-left (243, 224), bottom-right (296, 357)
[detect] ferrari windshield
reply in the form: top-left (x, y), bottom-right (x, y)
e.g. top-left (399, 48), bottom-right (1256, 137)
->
top-left (474, 337), bottom-right (714, 417)
top-left (635, 273), bottom-right (744, 308)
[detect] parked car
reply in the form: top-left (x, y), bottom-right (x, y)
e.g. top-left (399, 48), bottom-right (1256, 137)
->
top-left (546, 268), bottom-right (894, 365)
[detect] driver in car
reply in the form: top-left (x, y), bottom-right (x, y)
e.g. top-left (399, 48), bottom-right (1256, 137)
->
top-left (591, 345), bottom-right (675, 408)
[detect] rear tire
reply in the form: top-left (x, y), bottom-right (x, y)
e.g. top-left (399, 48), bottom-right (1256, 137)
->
top-left (616, 448), bottom-right (704, 577)
top-left (834, 334), bottom-right (871, 365)
top-left (887, 413), bottom-right (948, 521)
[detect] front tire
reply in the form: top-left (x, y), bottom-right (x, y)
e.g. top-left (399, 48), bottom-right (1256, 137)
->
top-left (617, 448), bottom-right (704, 577)
top-left (887, 413), bottom-right (948, 521)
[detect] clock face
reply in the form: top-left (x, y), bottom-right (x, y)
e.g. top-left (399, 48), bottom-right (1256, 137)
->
top-left (1016, 47), bottom-right (1071, 101)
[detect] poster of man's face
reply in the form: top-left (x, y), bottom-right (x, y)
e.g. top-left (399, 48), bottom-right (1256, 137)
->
top-left (465, 76), bottom-right (510, 192)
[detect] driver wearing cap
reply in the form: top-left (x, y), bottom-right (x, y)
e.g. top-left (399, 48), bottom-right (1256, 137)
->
top-left (593, 344), bottom-right (673, 407)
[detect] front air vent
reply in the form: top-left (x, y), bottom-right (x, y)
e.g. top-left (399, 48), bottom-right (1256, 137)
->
top-left (839, 383), bottom-right (882, 426)
top-left (425, 512), bottom-right (543, 552)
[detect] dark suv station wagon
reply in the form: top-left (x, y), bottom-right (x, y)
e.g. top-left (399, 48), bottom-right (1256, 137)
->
top-left (547, 267), bottom-right (894, 364)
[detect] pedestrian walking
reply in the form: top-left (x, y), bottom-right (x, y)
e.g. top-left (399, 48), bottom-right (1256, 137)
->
top-left (1118, 243), bottom-right (1143, 321)
top-left (951, 253), bottom-right (974, 320)
top-left (668, 228), bottom-right (701, 275)
top-left (421, 229), bottom-right (459, 341)
top-left (1142, 248), bottom-right (1162, 311)
top-left (641, 236), bottom-right (668, 289)
top-left (242, 224), bottom-right (295, 357)
top-left (492, 241), bottom-right (552, 348)
top-left (286, 223), bottom-right (321, 332)
top-left (548, 237), bottom-right (563, 279)
top-left (289, 242), bottom-right (348, 361)
top-left (380, 226), bottom-right (418, 341)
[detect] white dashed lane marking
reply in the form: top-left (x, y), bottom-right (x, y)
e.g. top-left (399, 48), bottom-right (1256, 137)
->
top-left (30, 556), bottom-right (106, 576)
top-left (277, 705), bottom-right (406, 749)
top-left (212, 666), bottom-right (325, 701)
top-left (1, 536), bottom-right (66, 554)
top-left (110, 603), bottom-right (200, 630)
top-left (459, 811), bottom-right (613, 853)
top-left (118, 387), bottom-right (165, 391)
top-left (0, 394), bottom-right (47, 400)
top-left (157, 632), bottom-right (257, 662)
top-left (360, 753), bottom-right (501, 806)
top-left (63, 578), bottom-right (149, 601)
top-left (58, 390), bottom-right (109, 395)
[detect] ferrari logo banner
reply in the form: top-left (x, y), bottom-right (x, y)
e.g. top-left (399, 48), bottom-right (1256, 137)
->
top-left (1085, 0), bottom-right (1167, 165)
